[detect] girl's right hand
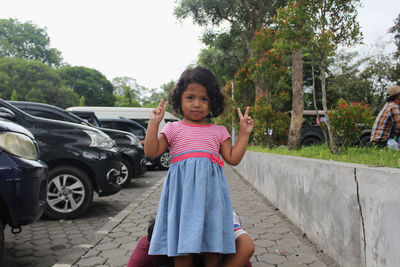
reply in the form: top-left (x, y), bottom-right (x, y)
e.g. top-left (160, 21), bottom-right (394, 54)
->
top-left (150, 99), bottom-right (168, 124)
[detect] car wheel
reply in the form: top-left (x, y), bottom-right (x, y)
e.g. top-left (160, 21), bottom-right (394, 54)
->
top-left (302, 136), bottom-right (322, 147)
top-left (45, 166), bottom-right (93, 220)
top-left (157, 151), bottom-right (171, 169)
top-left (117, 158), bottom-right (133, 188)
top-left (359, 135), bottom-right (371, 146)
top-left (0, 220), bottom-right (3, 262)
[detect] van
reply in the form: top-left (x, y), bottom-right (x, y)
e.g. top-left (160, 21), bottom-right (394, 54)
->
top-left (66, 106), bottom-right (180, 130)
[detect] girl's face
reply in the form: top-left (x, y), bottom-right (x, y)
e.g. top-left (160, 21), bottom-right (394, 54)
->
top-left (181, 83), bottom-right (210, 125)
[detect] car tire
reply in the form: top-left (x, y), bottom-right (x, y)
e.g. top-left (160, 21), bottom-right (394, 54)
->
top-left (0, 220), bottom-right (3, 262)
top-left (302, 136), bottom-right (322, 147)
top-left (359, 135), bottom-right (371, 146)
top-left (117, 158), bottom-right (133, 188)
top-left (156, 151), bottom-right (171, 170)
top-left (45, 166), bottom-right (93, 220)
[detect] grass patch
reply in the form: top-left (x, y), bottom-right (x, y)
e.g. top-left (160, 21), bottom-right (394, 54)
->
top-left (248, 145), bottom-right (400, 168)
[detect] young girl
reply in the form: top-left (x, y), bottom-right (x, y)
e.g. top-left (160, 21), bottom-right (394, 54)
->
top-left (145, 66), bottom-right (254, 267)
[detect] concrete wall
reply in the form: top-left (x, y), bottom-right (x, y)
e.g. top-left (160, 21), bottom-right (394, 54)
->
top-left (234, 151), bottom-right (400, 267)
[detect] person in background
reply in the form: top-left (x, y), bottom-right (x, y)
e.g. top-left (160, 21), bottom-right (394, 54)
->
top-left (126, 212), bottom-right (254, 267)
top-left (371, 85), bottom-right (400, 150)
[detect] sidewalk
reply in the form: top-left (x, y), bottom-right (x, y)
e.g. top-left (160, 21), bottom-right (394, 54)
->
top-left (54, 166), bottom-right (339, 267)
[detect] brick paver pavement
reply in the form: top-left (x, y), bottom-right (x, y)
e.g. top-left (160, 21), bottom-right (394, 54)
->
top-left (54, 166), bottom-right (339, 267)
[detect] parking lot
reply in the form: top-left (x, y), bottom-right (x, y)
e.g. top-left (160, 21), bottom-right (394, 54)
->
top-left (3, 170), bottom-right (167, 267)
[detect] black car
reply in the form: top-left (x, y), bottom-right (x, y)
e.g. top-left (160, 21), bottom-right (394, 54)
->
top-left (64, 110), bottom-right (102, 128)
top-left (290, 110), bottom-right (371, 146)
top-left (9, 101), bottom-right (146, 187)
top-left (98, 117), bottom-right (146, 141)
top-left (0, 99), bottom-right (121, 220)
top-left (0, 118), bottom-right (48, 260)
top-left (98, 117), bottom-right (171, 169)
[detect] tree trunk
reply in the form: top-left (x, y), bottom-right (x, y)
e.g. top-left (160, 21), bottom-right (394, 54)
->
top-left (288, 49), bottom-right (304, 150)
top-left (320, 56), bottom-right (337, 153)
top-left (311, 54), bottom-right (329, 147)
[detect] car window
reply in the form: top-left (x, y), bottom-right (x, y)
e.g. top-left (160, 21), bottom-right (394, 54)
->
top-left (116, 121), bottom-right (145, 139)
top-left (100, 120), bottom-right (113, 128)
top-left (29, 110), bottom-right (67, 121)
top-left (127, 119), bottom-right (148, 129)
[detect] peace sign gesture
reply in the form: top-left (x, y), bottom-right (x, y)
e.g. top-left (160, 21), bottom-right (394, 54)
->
top-left (237, 106), bottom-right (254, 134)
top-left (150, 99), bottom-right (168, 124)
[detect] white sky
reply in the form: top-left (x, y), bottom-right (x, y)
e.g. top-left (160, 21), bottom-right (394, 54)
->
top-left (1, 0), bottom-right (399, 90)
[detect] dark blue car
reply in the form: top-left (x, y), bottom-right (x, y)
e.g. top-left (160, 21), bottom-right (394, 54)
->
top-left (0, 118), bottom-right (48, 260)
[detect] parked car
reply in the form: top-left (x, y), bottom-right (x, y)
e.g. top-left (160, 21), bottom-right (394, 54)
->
top-left (64, 110), bottom-right (102, 128)
top-left (97, 117), bottom-right (171, 169)
top-left (97, 117), bottom-right (146, 141)
top-left (0, 118), bottom-right (48, 260)
top-left (290, 110), bottom-right (371, 146)
top-left (0, 99), bottom-right (121, 220)
top-left (66, 106), bottom-right (180, 130)
top-left (9, 101), bottom-right (146, 187)
top-left (66, 106), bottom-right (179, 170)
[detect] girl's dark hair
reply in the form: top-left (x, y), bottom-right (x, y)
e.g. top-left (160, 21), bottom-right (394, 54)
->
top-left (170, 66), bottom-right (225, 117)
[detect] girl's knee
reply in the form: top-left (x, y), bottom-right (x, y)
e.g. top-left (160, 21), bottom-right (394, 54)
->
top-left (205, 253), bottom-right (222, 267)
top-left (174, 255), bottom-right (193, 267)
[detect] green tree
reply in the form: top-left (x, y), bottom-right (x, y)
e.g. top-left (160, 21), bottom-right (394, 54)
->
top-left (198, 32), bottom-right (248, 85)
top-left (274, 0), bottom-right (315, 150)
top-left (174, 0), bottom-right (286, 99)
top-left (389, 13), bottom-right (400, 84)
top-left (308, 0), bottom-right (362, 153)
top-left (58, 66), bottom-right (115, 106)
top-left (360, 43), bottom-right (398, 114)
top-left (79, 96), bottom-right (85, 106)
top-left (0, 18), bottom-right (63, 67)
top-left (10, 89), bottom-right (17, 100)
top-left (0, 57), bottom-right (78, 108)
top-left (327, 51), bottom-right (373, 107)
top-left (112, 77), bottom-right (144, 107)
top-left (246, 28), bottom-right (289, 105)
top-left (142, 81), bottom-right (175, 107)
top-left (389, 13), bottom-right (400, 60)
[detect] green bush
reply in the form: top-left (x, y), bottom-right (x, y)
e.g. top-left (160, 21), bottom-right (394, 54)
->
top-left (252, 94), bottom-right (290, 147)
top-left (329, 99), bottom-right (375, 147)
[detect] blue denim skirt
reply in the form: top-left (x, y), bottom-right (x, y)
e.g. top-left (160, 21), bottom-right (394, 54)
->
top-left (148, 154), bottom-right (235, 257)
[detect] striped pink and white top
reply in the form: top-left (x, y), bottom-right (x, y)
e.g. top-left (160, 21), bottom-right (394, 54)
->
top-left (161, 121), bottom-right (231, 166)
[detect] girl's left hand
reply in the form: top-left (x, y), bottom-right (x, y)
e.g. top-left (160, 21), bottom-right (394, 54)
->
top-left (238, 107), bottom-right (254, 134)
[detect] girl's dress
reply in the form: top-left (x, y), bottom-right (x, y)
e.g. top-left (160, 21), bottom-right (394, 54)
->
top-left (148, 121), bottom-right (236, 257)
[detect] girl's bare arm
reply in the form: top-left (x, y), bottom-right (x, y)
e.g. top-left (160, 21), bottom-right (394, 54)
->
top-left (220, 107), bottom-right (254, 166)
top-left (144, 99), bottom-right (169, 158)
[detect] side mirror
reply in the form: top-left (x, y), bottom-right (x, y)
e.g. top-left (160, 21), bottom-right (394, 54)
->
top-left (0, 107), bottom-right (15, 118)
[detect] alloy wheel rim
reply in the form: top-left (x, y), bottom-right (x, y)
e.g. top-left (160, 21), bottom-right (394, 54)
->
top-left (117, 162), bottom-right (128, 185)
top-left (46, 174), bottom-right (85, 213)
top-left (160, 152), bottom-right (171, 168)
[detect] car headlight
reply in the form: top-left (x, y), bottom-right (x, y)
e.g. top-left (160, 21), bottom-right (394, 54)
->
top-left (0, 132), bottom-right (38, 160)
top-left (83, 130), bottom-right (115, 149)
top-left (126, 134), bottom-right (142, 147)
